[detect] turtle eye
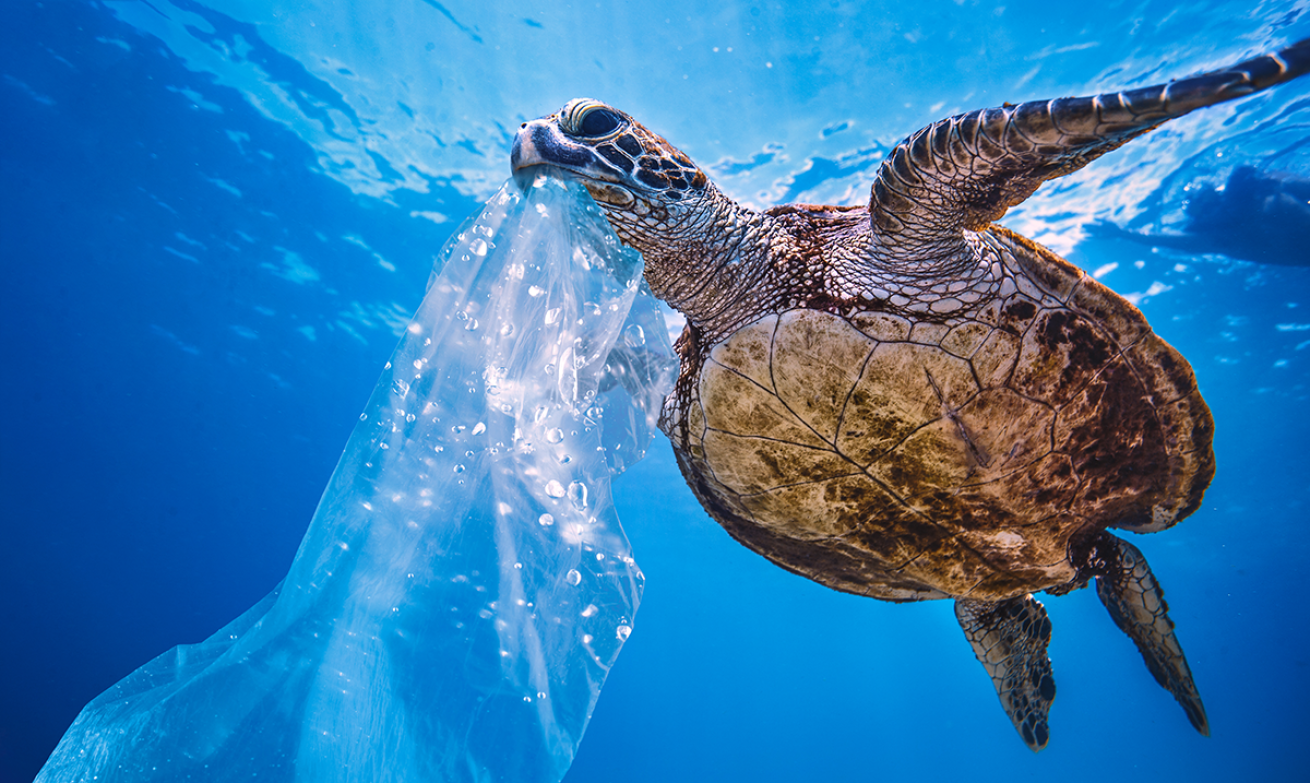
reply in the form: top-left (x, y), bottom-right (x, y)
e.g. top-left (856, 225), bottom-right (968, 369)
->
top-left (575, 107), bottom-right (622, 138)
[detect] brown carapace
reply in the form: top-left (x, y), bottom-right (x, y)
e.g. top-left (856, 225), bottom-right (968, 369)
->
top-left (511, 40), bottom-right (1310, 751)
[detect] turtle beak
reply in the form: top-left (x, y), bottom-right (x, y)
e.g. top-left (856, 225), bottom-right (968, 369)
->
top-left (509, 116), bottom-right (637, 207)
top-left (509, 120), bottom-right (545, 172)
top-left (510, 117), bottom-right (607, 174)
top-left (512, 117), bottom-right (585, 174)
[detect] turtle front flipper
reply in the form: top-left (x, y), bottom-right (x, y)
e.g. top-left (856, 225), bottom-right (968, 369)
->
top-left (870, 39), bottom-right (1310, 253)
top-left (1094, 532), bottom-right (1209, 736)
top-left (955, 595), bottom-right (1056, 752)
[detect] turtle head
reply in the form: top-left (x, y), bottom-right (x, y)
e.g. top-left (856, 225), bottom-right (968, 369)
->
top-left (511, 98), bottom-right (710, 219)
top-left (513, 100), bottom-right (768, 338)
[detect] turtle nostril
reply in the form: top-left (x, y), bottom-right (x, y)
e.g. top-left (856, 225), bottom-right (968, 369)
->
top-left (519, 122), bottom-right (527, 129)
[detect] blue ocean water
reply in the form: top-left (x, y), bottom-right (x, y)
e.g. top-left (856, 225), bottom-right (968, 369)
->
top-left (2, 1), bottom-right (1308, 781)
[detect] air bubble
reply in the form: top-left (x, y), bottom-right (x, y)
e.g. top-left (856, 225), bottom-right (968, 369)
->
top-left (616, 625), bottom-right (632, 641)
top-left (464, 319), bottom-right (479, 331)
top-left (623, 323), bottom-right (646, 347)
top-left (544, 480), bottom-right (566, 498)
top-left (545, 428), bottom-right (564, 444)
top-left (471, 422), bottom-right (487, 435)
top-left (470, 238), bottom-right (489, 256)
top-left (544, 307), bottom-right (561, 325)
top-left (565, 569), bottom-right (582, 586)
top-left (453, 464), bottom-right (466, 474)
top-left (568, 481), bottom-right (588, 509)
top-left (538, 513), bottom-right (555, 526)
top-left (528, 285), bottom-right (546, 297)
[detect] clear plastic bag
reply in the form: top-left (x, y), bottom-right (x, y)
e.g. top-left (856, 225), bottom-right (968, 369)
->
top-left (37, 171), bottom-right (675, 783)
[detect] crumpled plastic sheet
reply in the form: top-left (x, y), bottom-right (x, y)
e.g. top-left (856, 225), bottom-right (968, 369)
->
top-left (36, 170), bottom-right (676, 783)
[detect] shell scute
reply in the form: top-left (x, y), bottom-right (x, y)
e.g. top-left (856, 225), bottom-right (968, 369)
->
top-left (707, 314), bottom-right (778, 389)
top-left (1010, 262), bottom-right (1065, 306)
top-left (1010, 308), bottom-right (1120, 405)
top-left (907, 320), bottom-right (952, 346)
top-left (941, 320), bottom-right (992, 358)
top-left (954, 387), bottom-right (1055, 471)
top-left (701, 428), bottom-right (854, 496)
top-left (1053, 359), bottom-right (1157, 471)
top-left (698, 360), bottom-right (830, 450)
top-left (1161, 390), bottom-right (1213, 456)
top-left (950, 453), bottom-right (1078, 530)
top-left (970, 327), bottom-right (1022, 387)
top-left (897, 534), bottom-right (991, 597)
top-left (871, 418), bottom-right (972, 501)
top-left (849, 311), bottom-right (912, 342)
top-left (845, 509), bottom-right (955, 572)
top-left (771, 310), bottom-right (876, 442)
top-left (739, 474), bottom-right (900, 541)
top-left (1124, 331), bottom-right (1198, 405)
top-left (837, 341), bottom-right (977, 464)
top-left (960, 511), bottom-right (1082, 596)
top-left (1068, 276), bottom-right (1151, 348)
top-left (1057, 360), bottom-right (1171, 528)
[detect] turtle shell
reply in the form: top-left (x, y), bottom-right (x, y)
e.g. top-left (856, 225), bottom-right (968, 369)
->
top-left (662, 228), bottom-right (1215, 603)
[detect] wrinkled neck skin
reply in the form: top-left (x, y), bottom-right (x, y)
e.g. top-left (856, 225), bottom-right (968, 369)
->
top-left (596, 184), bottom-right (1002, 346)
top-left (597, 183), bottom-right (782, 345)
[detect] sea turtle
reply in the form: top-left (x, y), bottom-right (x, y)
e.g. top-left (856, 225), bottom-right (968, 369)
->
top-left (510, 40), bottom-right (1310, 750)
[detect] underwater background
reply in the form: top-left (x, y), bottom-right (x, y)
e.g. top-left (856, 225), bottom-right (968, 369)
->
top-left (2, 1), bottom-right (1308, 781)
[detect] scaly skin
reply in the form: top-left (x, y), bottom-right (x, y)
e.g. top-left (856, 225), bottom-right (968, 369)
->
top-left (509, 40), bottom-right (1309, 751)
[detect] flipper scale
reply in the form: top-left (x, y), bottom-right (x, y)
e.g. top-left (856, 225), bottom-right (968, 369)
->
top-left (1095, 534), bottom-right (1210, 736)
top-left (956, 595), bottom-right (1057, 752)
top-left (871, 38), bottom-right (1310, 244)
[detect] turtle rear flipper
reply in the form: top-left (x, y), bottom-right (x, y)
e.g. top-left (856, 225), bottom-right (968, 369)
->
top-left (955, 595), bottom-right (1057, 752)
top-left (1095, 533), bottom-right (1210, 735)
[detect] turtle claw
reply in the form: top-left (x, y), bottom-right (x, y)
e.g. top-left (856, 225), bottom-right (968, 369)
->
top-left (1095, 533), bottom-right (1210, 736)
top-left (955, 595), bottom-right (1056, 752)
